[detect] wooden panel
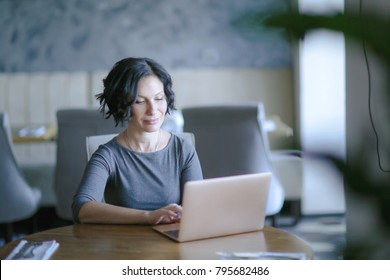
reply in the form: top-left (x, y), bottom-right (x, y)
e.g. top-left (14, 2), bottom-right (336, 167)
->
top-left (21, 74), bottom-right (52, 164)
top-left (68, 72), bottom-right (89, 107)
top-left (7, 73), bottom-right (29, 127)
top-left (172, 68), bottom-right (294, 123)
top-left (0, 74), bottom-right (8, 113)
top-left (47, 72), bottom-right (70, 124)
top-left (46, 72), bottom-right (91, 123)
top-left (27, 73), bottom-right (49, 125)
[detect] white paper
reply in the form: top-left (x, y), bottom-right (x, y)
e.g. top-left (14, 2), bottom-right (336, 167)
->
top-left (217, 251), bottom-right (307, 260)
top-left (6, 240), bottom-right (59, 260)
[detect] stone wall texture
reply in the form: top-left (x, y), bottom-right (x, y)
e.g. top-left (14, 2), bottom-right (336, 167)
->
top-left (0, 0), bottom-right (291, 72)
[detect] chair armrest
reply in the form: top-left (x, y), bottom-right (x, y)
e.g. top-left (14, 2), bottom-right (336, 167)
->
top-left (270, 150), bottom-right (303, 200)
top-left (271, 149), bottom-right (304, 157)
top-left (20, 162), bottom-right (56, 207)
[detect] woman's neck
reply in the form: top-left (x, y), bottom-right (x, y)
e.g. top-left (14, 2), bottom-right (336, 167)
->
top-left (124, 127), bottom-right (161, 153)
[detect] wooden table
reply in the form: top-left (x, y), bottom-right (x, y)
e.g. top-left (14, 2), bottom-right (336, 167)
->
top-left (0, 224), bottom-right (313, 260)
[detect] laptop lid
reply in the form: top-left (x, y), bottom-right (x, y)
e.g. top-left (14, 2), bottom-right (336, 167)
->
top-left (153, 172), bottom-right (271, 242)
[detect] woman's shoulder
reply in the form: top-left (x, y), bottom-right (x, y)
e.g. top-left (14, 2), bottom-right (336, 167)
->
top-left (169, 133), bottom-right (197, 156)
top-left (92, 137), bottom-right (123, 159)
top-left (170, 133), bottom-right (195, 147)
top-left (172, 133), bottom-right (195, 145)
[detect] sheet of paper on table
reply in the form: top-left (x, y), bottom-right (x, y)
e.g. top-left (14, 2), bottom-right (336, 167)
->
top-left (6, 240), bottom-right (59, 260)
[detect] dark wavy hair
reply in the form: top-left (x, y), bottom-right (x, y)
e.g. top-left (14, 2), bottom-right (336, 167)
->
top-left (96, 57), bottom-right (176, 126)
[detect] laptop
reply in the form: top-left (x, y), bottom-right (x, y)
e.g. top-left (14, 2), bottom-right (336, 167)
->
top-left (152, 172), bottom-right (271, 242)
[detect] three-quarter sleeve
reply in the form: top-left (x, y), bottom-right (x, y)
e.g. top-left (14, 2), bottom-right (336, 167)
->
top-left (71, 147), bottom-right (111, 223)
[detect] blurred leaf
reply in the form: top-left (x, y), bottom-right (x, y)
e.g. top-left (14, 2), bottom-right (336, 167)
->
top-left (264, 12), bottom-right (390, 64)
top-left (261, 10), bottom-right (390, 259)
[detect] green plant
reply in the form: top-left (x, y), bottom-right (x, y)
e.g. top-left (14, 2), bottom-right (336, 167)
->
top-left (265, 12), bottom-right (390, 64)
top-left (262, 10), bottom-right (390, 259)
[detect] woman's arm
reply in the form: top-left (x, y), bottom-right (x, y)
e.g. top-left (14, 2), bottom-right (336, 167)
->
top-left (180, 138), bottom-right (204, 184)
top-left (78, 201), bottom-right (182, 225)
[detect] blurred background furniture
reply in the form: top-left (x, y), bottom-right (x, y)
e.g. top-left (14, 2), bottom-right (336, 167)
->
top-left (0, 112), bottom-right (42, 243)
top-left (53, 108), bottom-right (125, 221)
top-left (182, 103), bottom-right (303, 225)
top-left (270, 151), bottom-right (303, 223)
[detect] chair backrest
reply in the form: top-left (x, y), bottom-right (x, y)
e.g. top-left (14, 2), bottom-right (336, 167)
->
top-left (86, 132), bottom-right (195, 161)
top-left (0, 112), bottom-right (41, 223)
top-left (182, 103), bottom-right (284, 216)
top-left (53, 108), bottom-right (125, 221)
top-left (182, 104), bottom-right (272, 178)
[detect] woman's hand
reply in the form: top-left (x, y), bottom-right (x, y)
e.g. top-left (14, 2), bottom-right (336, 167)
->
top-left (147, 203), bottom-right (182, 225)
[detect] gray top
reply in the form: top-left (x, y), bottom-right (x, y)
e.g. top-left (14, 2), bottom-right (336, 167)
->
top-left (72, 133), bottom-right (203, 223)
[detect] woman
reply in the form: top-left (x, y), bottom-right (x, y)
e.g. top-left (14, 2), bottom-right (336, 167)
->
top-left (72, 57), bottom-right (203, 225)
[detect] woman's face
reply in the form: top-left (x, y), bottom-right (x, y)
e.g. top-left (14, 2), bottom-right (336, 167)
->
top-left (130, 75), bottom-right (167, 132)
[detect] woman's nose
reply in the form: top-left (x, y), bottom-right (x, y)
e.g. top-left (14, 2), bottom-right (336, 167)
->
top-left (146, 101), bottom-right (156, 115)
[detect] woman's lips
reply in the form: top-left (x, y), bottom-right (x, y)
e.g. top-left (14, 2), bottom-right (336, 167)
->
top-left (144, 118), bottom-right (159, 125)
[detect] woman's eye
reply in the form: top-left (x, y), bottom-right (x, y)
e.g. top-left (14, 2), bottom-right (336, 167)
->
top-left (155, 96), bottom-right (165, 101)
top-left (135, 100), bottom-right (145, 104)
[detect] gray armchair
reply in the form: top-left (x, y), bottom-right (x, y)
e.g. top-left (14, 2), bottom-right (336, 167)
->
top-left (53, 108), bottom-right (125, 221)
top-left (0, 112), bottom-right (41, 242)
top-left (182, 104), bottom-right (292, 224)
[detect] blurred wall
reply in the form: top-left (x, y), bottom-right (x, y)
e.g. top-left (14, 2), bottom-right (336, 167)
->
top-left (0, 0), bottom-right (296, 162)
top-left (0, 0), bottom-right (290, 72)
